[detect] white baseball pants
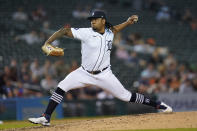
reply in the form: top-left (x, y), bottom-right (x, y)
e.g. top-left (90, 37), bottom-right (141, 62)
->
top-left (58, 67), bottom-right (131, 102)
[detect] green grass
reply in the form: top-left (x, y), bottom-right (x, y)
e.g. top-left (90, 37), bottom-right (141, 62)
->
top-left (0, 121), bottom-right (39, 129)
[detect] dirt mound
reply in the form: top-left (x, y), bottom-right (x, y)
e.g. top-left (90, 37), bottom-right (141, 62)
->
top-left (13, 111), bottom-right (197, 131)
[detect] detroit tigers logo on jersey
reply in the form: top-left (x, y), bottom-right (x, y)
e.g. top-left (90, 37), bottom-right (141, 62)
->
top-left (106, 40), bottom-right (112, 51)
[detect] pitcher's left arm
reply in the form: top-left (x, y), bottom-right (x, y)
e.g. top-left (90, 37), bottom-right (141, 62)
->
top-left (112, 15), bottom-right (138, 34)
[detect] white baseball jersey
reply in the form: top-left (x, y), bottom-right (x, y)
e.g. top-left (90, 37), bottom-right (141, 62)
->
top-left (71, 27), bottom-right (113, 71)
top-left (58, 27), bottom-right (131, 102)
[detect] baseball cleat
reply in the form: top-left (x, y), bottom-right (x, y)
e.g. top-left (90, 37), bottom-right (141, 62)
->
top-left (157, 102), bottom-right (173, 113)
top-left (28, 114), bottom-right (50, 126)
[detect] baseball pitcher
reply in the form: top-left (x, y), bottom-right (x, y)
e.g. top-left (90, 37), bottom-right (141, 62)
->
top-left (29, 11), bottom-right (172, 126)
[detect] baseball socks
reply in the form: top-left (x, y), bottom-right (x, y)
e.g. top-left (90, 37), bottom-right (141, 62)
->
top-left (43, 87), bottom-right (65, 119)
top-left (129, 93), bottom-right (164, 109)
top-left (43, 90), bottom-right (168, 120)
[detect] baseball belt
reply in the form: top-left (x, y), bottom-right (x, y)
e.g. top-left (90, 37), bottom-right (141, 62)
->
top-left (82, 66), bottom-right (108, 75)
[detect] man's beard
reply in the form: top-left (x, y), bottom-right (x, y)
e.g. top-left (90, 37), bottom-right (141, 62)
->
top-left (92, 27), bottom-right (97, 31)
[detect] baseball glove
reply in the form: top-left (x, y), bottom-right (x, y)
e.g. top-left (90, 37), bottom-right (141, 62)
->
top-left (41, 43), bottom-right (64, 56)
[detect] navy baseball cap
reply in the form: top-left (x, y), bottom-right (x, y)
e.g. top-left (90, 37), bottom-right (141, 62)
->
top-left (87, 11), bottom-right (107, 20)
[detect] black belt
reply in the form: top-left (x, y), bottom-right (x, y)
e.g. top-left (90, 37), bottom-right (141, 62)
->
top-left (82, 66), bottom-right (108, 75)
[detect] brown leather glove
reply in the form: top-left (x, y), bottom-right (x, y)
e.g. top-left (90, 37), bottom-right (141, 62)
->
top-left (41, 43), bottom-right (64, 56)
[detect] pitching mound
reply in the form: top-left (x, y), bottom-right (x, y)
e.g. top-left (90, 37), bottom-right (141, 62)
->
top-left (14, 111), bottom-right (197, 131)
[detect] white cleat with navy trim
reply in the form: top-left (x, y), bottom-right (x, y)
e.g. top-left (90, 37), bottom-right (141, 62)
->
top-left (28, 116), bottom-right (50, 126)
top-left (158, 102), bottom-right (173, 113)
